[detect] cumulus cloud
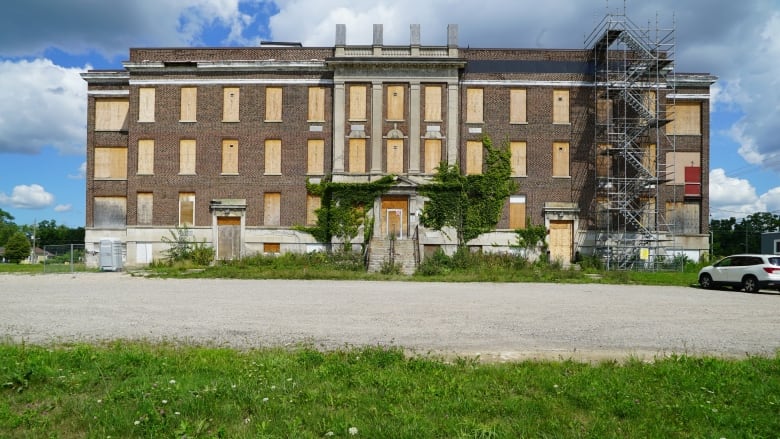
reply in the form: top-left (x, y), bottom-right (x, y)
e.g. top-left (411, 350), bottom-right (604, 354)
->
top-left (708, 169), bottom-right (768, 219)
top-left (0, 184), bottom-right (55, 209)
top-left (68, 162), bottom-right (87, 180)
top-left (0, 59), bottom-right (86, 155)
top-left (54, 204), bottom-right (72, 213)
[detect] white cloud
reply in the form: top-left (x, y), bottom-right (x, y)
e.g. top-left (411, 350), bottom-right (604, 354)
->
top-left (54, 204), bottom-right (72, 213)
top-left (707, 169), bottom-right (779, 219)
top-left (0, 184), bottom-right (55, 209)
top-left (0, 59), bottom-right (86, 155)
top-left (68, 162), bottom-right (87, 180)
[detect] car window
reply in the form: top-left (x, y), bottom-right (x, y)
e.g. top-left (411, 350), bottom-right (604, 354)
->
top-left (716, 257), bottom-right (734, 267)
top-left (768, 257), bottom-right (780, 266)
top-left (747, 257), bottom-right (763, 266)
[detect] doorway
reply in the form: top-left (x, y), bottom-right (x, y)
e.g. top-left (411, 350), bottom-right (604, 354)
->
top-left (380, 196), bottom-right (408, 239)
top-left (548, 220), bottom-right (573, 264)
top-left (217, 216), bottom-right (241, 260)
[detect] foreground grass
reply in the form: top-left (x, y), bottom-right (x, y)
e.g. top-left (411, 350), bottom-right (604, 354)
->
top-left (1, 342), bottom-right (778, 438)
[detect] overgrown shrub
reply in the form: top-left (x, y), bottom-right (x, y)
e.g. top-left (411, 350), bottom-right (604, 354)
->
top-left (160, 227), bottom-right (214, 266)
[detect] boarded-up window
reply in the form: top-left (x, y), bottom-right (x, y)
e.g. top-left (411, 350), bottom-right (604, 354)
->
top-left (264, 192), bottom-right (281, 226)
top-left (265, 139), bottom-right (281, 175)
top-left (94, 147), bottom-right (127, 180)
top-left (307, 139), bottom-right (324, 175)
top-left (180, 87), bottom-right (197, 122)
top-left (264, 243), bottom-right (281, 254)
top-left (179, 139), bottom-right (196, 175)
top-left (223, 87), bottom-right (239, 122)
top-left (348, 138), bottom-right (366, 173)
top-left (466, 140), bottom-right (483, 175)
top-left (94, 196), bottom-right (126, 228)
top-left (137, 140), bottom-right (154, 175)
top-left (387, 139), bottom-right (404, 174)
top-left (137, 192), bottom-right (153, 225)
top-left (643, 91), bottom-right (656, 118)
top-left (306, 194), bottom-right (321, 226)
top-left (510, 89), bottom-right (527, 124)
top-left (596, 144), bottom-right (611, 178)
top-left (424, 86), bottom-right (442, 121)
top-left (179, 193), bottom-right (195, 227)
top-left (222, 139), bottom-right (238, 175)
top-left (510, 141), bottom-right (527, 177)
top-left (387, 85), bottom-right (404, 120)
top-left (666, 152), bottom-right (700, 184)
top-left (666, 202), bottom-right (700, 235)
top-left (95, 99), bottom-right (128, 131)
top-left (509, 195), bottom-right (527, 229)
top-left (349, 85), bottom-right (367, 120)
top-left (138, 88), bottom-right (155, 122)
top-left (265, 87), bottom-right (282, 121)
top-left (642, 143), bottom-right (656, 177)
top-left (597, 98), bottom-right (613, 125)
top-left (553, 90), bottom-right (569, 124)
top-left (424, 139), bottom-right (442, 174)
top-left (308, 87), bottom-right (325, 122)
top-left (666, 103), bottom-right (701, 135)
top-left (553, 142), bottom-right (570, 177)
top-left (466, 88), bottom-right (483, 123)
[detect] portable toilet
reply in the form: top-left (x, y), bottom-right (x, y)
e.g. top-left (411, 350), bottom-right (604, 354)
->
top-left (99, 238), bottom-right (124, 271)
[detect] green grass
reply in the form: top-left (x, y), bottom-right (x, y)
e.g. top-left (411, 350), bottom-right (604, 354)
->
top-left (1, 342), bottom-right (778, 438)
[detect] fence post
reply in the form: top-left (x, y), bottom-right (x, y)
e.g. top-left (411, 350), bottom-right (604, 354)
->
top-left (70, 243), bottom-right (75, 274)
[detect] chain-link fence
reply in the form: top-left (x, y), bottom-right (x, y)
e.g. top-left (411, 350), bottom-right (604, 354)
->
top-left (43, 244), bottom-right (88, 273)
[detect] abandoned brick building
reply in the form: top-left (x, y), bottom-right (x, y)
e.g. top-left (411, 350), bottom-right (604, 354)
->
top-left (81, 15), bottom-right (716, 271)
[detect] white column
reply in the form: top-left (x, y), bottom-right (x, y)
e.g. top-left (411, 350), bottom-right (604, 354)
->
top-left (409, 82), bottom-right (421, 174)
top-left (332, 82), bottom-right (346, 173)
top-left (447, 83), bottom-right (459, 165)
top-left (371, 82), bottom-right (383, 174)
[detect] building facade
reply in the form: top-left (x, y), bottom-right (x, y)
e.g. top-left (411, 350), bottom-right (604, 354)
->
top-left (81, 19), bottom-right (715, 269)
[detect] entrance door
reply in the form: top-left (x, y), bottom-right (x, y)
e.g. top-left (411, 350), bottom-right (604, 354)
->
top-left (380, 196), bottom-right (408, 239)
top-left (217, 216), bottom-right (241, 260)
top-left (549, 220), bottom-right (573, 264)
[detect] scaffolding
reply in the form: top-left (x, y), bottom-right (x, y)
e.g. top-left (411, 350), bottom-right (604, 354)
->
top-left (585, 11), bottom-right (677, 270)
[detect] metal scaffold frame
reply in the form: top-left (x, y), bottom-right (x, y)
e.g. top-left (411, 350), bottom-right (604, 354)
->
top-left (585, 11), bottom-right (677, 270)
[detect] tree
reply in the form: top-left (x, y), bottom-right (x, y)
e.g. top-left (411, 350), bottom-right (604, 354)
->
top-left (0, 208), bottom-right (17, 247)
top-left (5, 231), bottom-right (31, 263)
top-left (710, 212), bottom-right (780, 256)
top-left (419, 135), bottom-right (517, 247)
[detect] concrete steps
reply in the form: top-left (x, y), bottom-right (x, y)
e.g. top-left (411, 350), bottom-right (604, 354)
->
top-left (367, 238), bottom-right (417, 275)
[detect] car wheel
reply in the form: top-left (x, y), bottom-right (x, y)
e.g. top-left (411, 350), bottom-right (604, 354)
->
top-left (699, 273), bottom-right (714, 289)
top-left (742, 275), bottom-right (760, 294)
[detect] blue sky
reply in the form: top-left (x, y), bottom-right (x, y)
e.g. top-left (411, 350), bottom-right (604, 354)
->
top-left (1, 0), bottom-right (779, 227)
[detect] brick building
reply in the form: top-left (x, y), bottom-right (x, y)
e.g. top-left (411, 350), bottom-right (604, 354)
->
top-left (81, 17), bottom-right (715, 270)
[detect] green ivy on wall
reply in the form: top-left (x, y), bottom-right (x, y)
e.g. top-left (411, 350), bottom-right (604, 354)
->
top-left (303, 175), bottom-right (395, 251)
top-left (419, 135), bottom-right (517, 247)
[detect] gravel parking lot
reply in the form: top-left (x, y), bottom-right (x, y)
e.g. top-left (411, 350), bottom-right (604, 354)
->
top-left (1, 272), bottom-right (779, 361)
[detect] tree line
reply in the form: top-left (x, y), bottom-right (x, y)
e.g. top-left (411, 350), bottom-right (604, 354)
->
top-left (710, 212), bottom-right (780, 256)
top-left (0, 208), bottom-right (85, 263)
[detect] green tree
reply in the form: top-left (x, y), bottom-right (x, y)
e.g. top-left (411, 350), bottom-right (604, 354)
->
top-left (710, 212), bottom-right (780, 256)
top-left (0, 207), bottom-right (18, 246)
top-left (5, 231), bottom-right (31, 263)
top-left (419, 135), bottom-right (516, 247)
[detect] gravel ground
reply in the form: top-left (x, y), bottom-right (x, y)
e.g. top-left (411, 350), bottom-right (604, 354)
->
top-left (1, 272), bottom-right (779, 361)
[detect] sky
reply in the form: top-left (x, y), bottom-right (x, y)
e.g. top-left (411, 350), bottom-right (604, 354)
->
top-left (1, 0), bottom-right (779, 227)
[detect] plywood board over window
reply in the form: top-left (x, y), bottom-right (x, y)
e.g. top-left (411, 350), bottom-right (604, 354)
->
top-left (509, 195), bottom-right (527, 229)
top-left (137, 193), bottom-right (153, 225)
top-left (265, 139), bottom-right (281, 175)
top-left (552, 142), bottom-right (570, 177)
top-left (510, 141), bottom-right (527, 177)
top-left (307, 139), bottom-right (324, 175)
top-left (386, 139), bottom-right (404, 174)
top-left (180, 87), bottom-right (197, 122)
top-left (666, 151), bottom-right (700, 184)
top-left (424, 139), bottom-right (442, 174)
top-left (95, 99), bottom-right (129, 131)
top-left (306, 194), bottom-right (321, 226)
top-left (222, 139), bottom-right (238, 175)
top-left (348, 138), bottom-right (366, 173)
top-left (264, 192), bottom-right (281, 226)
top-left (666, 102), bottom-right (701, 135)
top-left (424, 86), bottom-right (442, 121)
top-left (349, 85), bottom-right (367, 120)
top-left (265, 87), bottom-right (282, 121)
top-left (179, 193), bottom-right (195, 227)
top-left (466, 88), bottom-right (483, 123)
top-left (223, 87), bottom-right (239, 122)
top-left (138, 87), bottom-right (155, 122)
top-left (666, 201), bottom-right (700, 235)
top-left (466, 140), bottom-right (483, 175)
top-left (179, 139), bottom-right (196, 175)
top-left (137, 140), bottom-right (154, 175)
top-left (553, 90), bottom-right (570, 124)
top-left (94, 147), bottom-right (127, 180)
top-left (94, 196), bottom-right (126, 228)
top-left (387, 85), bottom-right (405, 121)
top-left (308, 87), bottom-right (325, 122)
top-left (510, 89), bottom-right (527, 124)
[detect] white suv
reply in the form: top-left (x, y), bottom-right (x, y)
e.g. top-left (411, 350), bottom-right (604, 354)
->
top-left (698, 254), bottom-right (780, 293)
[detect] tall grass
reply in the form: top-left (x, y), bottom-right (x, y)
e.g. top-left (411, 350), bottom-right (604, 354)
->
top-left (1, 342), bottom-right (778, 438)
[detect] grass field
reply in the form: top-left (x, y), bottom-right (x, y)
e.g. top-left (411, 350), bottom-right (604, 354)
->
top-left (1, 342), bottom-right (778, 438)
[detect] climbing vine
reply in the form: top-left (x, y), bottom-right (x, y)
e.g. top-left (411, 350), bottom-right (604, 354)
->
top-left (303, 175), bottom-right (395, 251)
top-left (419, 135), bottom-right (517, 247)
